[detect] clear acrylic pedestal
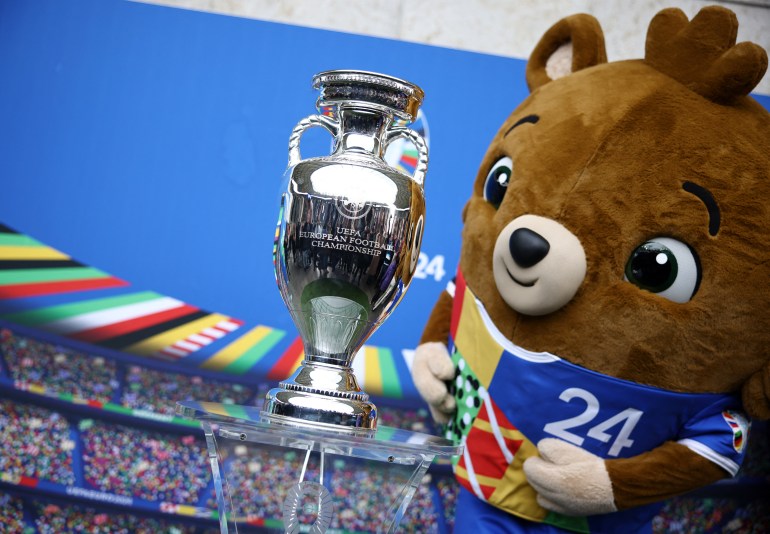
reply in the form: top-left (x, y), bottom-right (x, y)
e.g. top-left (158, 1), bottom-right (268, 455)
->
top-left (176, 401), bottom-right (462, 534)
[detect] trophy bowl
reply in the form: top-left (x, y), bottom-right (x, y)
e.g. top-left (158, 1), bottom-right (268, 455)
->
top-left (264, 70), bottom-right (428, 432)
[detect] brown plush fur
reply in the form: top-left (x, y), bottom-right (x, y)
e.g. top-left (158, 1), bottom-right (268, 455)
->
top-left (419, 6), bottom-right (769, 511)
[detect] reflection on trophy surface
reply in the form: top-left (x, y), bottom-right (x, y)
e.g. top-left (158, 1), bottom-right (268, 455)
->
top-left (264, 70), bottom-right (428, 432)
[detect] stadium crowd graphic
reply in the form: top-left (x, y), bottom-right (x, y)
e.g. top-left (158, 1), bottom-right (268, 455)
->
top-left (122, 367), bottom-right (252, 417)
top-left (30, 500), bottom-right (212, 534)
top-left (0, 491), bottom-right (216, 534)
top-left (1, 327), bottom-right (768, 532)
top-left (1, 400), bottom-right (76, 487)
top-left (2, 330), bottom-right (119, 405)
top-left (216, 448), bottom-right (439, 532)
top-left (81, 422), bottom-right (210, 505)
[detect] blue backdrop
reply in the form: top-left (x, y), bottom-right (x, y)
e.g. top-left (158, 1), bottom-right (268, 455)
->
top-left (1, 0), bottom-right (768, 390)
top-left (0, 0), bottom-right (527, 364)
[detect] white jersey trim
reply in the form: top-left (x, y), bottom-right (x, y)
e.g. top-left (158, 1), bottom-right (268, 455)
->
top-left (445, 279), bottom-right (456, 298)
top-left (474, 295), bottom-right (561, 363)
top-left (461, 434), bottom-right (486, 500)
top-left (678, 438), bottom-right (740, 476)
top-left (478, 386), bottom-right (515, 464)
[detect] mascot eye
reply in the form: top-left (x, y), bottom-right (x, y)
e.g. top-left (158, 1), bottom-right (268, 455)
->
top-left (483, 157), bottom-right (513, 208)
top-left (624, 237), bottom-right (701, 303)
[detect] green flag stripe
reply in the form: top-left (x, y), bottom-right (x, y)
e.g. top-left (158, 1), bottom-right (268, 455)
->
top-left (0, 234), bottom-right (44, 247)
top-left (0, 267), bottom-right (110, 285)
top-left (171, 417), bottom-right (200, 428)
top-left (545, 511), bottom-right (590, 533)
top-left (375, 426), bottom-right (396, 442)
top-left (1, 291), bottom-right (162, 325)
top-left (377, 348), bottom-right (402, 398)
top-left (103, 403), bottom-right (133, 415)
top-left (222, 404), bottom-right (250, 420)
top-left (224, 329), bottom-right (286, 375)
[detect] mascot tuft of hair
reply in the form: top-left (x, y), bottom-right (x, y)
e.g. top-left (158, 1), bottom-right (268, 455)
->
top-left (411, 6), bottom-right (769, 533)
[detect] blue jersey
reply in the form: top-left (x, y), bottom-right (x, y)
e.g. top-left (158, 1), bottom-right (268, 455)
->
top-left (445, 271), bottom-right (750, 533)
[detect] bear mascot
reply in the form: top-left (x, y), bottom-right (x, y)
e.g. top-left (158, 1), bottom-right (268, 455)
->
top-left (411, 6), bottom-right (769, 533)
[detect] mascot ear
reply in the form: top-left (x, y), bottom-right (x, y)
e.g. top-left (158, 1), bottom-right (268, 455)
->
top-left (742, 361), bottom-right (770, 420)
top-left (644, 6), bottom-right (767, 104)
top-left (526, 14), bottom-right (607, 91)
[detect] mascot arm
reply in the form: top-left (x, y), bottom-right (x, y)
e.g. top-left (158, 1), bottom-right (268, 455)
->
top-left (523, 438), bottom-right (726, 516)
top-left (742, 360), bottom-right (770, 420)
top-left (606, 440), bottom-right (729, 509)
top-left (412, 290), bottom-right (456, 423)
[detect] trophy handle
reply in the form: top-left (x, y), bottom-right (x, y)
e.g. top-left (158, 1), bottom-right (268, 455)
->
top-left (288, 114), bottom-right (340, 167)
top-left (385, 126), bottom-right (429, 186)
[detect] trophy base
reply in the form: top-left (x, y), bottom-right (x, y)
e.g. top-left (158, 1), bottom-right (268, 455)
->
top-left (263, 361), bottom-right (377, 431)
top-left (263, 388), bottom-right (377, 433)
top-left (175, 400), bottom-right (463, 534)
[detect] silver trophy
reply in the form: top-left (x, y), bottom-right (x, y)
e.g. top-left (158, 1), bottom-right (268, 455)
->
top-left (264, 70), bottom-right (428, 432)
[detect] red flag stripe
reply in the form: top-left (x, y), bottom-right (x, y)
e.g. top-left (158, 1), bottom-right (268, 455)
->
top-left (153, 319), bottom-right (244, 360)
top-left (477, 392), bottom-right (521, 433)
top-left (476, 393), bottom-right (525, 459)
top-left (469, 437), bottom-right (522, 479)
top-left (400, 155), bottom-right (418, 167)
top-left (159, 347), bottom-right (185, 359)
top-left (0, 277), bottom-right (128, 299)
top-left (464, 426), bottom-right (512, 480)
top-left (19, 476), bottom-right (39, 488)
top-left (69, 304), bottom-right (201, 343)
top-left (267, 337), bottom-right (304, 381)
top-left (456, 458), bottom-right (497, 500)
top-left (480, 483), bottom-right (496, 500)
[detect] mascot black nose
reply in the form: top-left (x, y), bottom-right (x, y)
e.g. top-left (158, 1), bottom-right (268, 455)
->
top-left (509, 228), bottom-right (550, 268)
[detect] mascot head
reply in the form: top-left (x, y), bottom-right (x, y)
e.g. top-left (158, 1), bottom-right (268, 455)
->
top-left (459, 6), bottom-right (770, 415)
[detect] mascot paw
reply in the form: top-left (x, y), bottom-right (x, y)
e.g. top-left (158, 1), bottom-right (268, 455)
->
top-left (412, 342), bottom-right (456, 424)
top-left (523, 438), bottom-right (617, 516)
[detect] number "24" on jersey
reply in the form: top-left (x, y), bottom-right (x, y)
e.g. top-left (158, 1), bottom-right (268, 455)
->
top-left (542, 387), bottom-right (643, 457)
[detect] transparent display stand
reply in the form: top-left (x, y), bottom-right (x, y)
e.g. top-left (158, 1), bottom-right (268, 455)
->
top-left (177, 401), bottom-right (462, 533)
